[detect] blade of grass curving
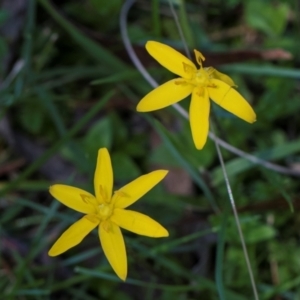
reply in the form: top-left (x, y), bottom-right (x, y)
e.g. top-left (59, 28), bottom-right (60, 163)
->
top-left (221, 64), bottom-right (300, 79)
top-left (0, 180), bottom-right (49, 191)
top-left (62, 248), bottom-right (100, 266)
top-left (7, 202), bottom-right (59, 297)
top-left (0, 60), bottom-right (24, 91)
top-left (0, 90), bottom-right (113, 197)
top-left (0, 205), bottom-right (23, 224)
top-left (38, 0), bottom-right (125, 71)
top-left (168, 0), bottom-right (192, 59)
top-left (151, 0), bottom-right (161, 37)
top-left (90, 69), bottom-right (141, 85)
top-left (134, 240), bottom-right (247, 300)
top-left (261, 169), bottom-right (294, 212)
top-left (39, 68), bottom-right (107, 90)
top-left (68, 289), bottom-right (98, 300)
top-left (212, 138), bottom-right (300, 185)
top-left (215, 207), bottom-right (229, 300)
top-left (212, 125), bottom-right (259, 300)
top-left (9, 200), bottom-right (60, 297)
top-left (177, 0), bottom-right (195, 48)
top-left (16, 197), bottom-right (75, 223)
top-left (14, 0), bottom-right (35, 99)
top-left (75, 265), bottom-right (246, 299)
top-left (149, 118), bottom-right (219, 213)
top-left (36, 87), bottom-right (91, 172)
top-left (13, 289), bottom-right (50, 296)
top-left (8, 250), bottom-right (42, 299)
top-left (34, 201), bottom-right (60, 242)
top-left (35, 66), bottom-right (106, 82)
top-left (150, 227), bottom-right (216, 255)
top-left (75, 267), bottom-right (209, 292)
top-left (131, 238), bottom-right (199, 280)
top-left (50, 274), bottom-right (88, 292)
top-left (36, 87), bottom-right (65, 136)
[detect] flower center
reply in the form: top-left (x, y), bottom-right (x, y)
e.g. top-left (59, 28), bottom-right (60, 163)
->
top-left (194, 68), bottom-right (210, 86)
top-left (96, 203), bottom-right (113, 220)
top-left (180, 53), bottom-right (211, 89)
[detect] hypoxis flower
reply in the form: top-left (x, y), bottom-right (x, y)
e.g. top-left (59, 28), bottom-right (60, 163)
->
top-left (48, 148), bottom-right (168, 281)
top-left (137, 41), bottom-right (256, 149)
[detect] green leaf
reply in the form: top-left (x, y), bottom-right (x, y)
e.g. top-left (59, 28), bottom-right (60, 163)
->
top-left (244, 224), bottom-right (276, 244)
top-left (90, 70), bottom-right (140, 85)
top-left (109, 112), bottom-right (128, 146)
top-left (212, 215), bottom-right (276, 244)
top-left (246, 1), bottom-right (289, 36)
top-left (111, 152), bottom-right (141, 182)
top-left (84, 117), bottom-right (113, 159)
top-left (19, 102), bottom-right (44, 134)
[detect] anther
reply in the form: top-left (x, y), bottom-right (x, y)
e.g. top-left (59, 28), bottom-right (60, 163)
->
top-left (102, 220), bottom-right (111, 232)
top-left (99, 185), bottom-right (109, 203)
top-left (194, 49), bottom-right (205, 67)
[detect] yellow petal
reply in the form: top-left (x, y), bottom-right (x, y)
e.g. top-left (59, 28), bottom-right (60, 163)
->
top-left (94, 148), bottom-right (113, 204)
top-left (146, 41), bottom-right (196, 79)
top-left (189, 88), bottom-right (210, 150)
top-left (207, 67), bottom-right (236, 87)
top-left (137, 79), bottom-right (193, 112)
top-left (208, 79), bottom-right (256, 123)
top-left (48, 215), bottom-right (99, 256)
top-left (111, 208), bottom-right (169, 238)
top-left (99, 221), bottom-right (127, 281)
top-left (49, 185), bottom-right (97, 214)
top-left (113, 170), bottom-right (168, 209)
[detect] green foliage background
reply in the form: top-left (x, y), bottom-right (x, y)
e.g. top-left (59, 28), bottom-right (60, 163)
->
top-left (1, 0), bottom-right (300, 299)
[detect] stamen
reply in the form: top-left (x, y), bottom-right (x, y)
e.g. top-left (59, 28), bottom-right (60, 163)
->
top-left (207, 82), bottom-right (217, 88)
top-left (174, 79), bottom-right (188, 85)
top-left (99, 185), bottom-right (109, 203)
top-left (183, 62), bottom-right (196, 75)
top-left (206, 67), bottom-right (215, 76)
top-left (113, 190), bottom-right (129, 202)
top-left (196, 87), bottom-right (204, 97)
top-left (85, 215), bottom-right (100, 224)
top-left (194, 49), bottom-right (205, 68)
top-left (115, 190), bottom-right (129, 198)
top-left (102, 220), bottom-right (111, 232)
top-left (80, 194), bottom-right (95, 206)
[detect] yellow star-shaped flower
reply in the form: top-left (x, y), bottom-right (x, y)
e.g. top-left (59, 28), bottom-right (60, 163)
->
top-left (137, 41), bottom-right (256, 149)
top-left (48, 148), bottom-right (169, 281)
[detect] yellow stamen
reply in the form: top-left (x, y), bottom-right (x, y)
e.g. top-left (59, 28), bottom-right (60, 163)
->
top-left (85, 215), bottom-right (100, 223)
top-left (102, 220), bottom-right (111, 232)
top-left (183, 62), bottom-right (196, 76)
top-left (194, 49), bottom-right (205, 67)
top-left (80, 194), bottom-right (95, 206)
top-left (99, 185), bottom-right (109, 203)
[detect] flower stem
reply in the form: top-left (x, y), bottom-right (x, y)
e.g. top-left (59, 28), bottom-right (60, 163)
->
top-left (211, 124), bottom-right (259, 300)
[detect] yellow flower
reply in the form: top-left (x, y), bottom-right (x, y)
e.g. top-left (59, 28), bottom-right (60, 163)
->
top-left (48, 148), bottom-right (169, 281)
top-left (137, 41), bottom-right (256, 149)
